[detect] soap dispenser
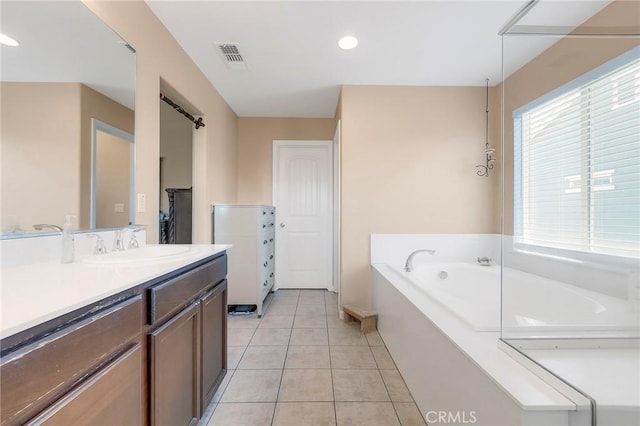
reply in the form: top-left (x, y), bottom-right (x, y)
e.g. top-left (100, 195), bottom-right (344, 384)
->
top-left (61, 215), bottom-right (75, 264)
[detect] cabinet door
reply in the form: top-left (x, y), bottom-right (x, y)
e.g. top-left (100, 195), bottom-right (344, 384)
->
top-left (26, 344), bottom-right (143, 426)
top-left (149, 302), bottom-right (200, 426)
top-left (201, 281), bottom-right (227, 412)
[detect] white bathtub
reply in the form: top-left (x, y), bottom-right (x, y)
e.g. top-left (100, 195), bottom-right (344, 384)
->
top-left (371, 234), bottom-right (639, 425)
top-left (372, 263), bottom-right (584, 426)
top-left (389, 262), bottom-right (639, 336)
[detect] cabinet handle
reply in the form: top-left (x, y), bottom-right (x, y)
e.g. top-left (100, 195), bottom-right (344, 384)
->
top-left (263, 211), bottom-right (266, 215)
top-left (263, 281), bottom-right (268, 287)
top-left (269, 238), bottom-right (274, 242)
top-left (269, 223), bottom-right (274, 227)
top-left (270, 272), bottom-right (274, 278)
top-left (263, 262), bottom-right (268, 267)
top-left (263, 240), bottom-right (268, 245)
top-left (270, 255), bottom-right (274, 260)
top-left (280, 222), bottom-right (285, 228)
top-left (263, 224), bottom-right (266, 228)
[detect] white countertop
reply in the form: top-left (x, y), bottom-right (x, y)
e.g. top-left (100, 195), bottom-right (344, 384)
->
top-left (1, 244), bottom-right (229, 339)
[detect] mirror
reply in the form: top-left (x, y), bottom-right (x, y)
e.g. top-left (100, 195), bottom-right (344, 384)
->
top-left (0, 0), bottom-right (135, 236)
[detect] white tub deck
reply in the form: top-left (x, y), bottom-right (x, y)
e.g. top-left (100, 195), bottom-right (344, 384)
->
top-left (502, 339), bottom-right (640, 425)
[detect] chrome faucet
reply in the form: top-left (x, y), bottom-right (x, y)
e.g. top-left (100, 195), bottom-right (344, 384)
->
top-left (33, 224), bottom-right (63, 232)
top-left (127, 225), bottom-right (144, 249)
top-left (113, 225), bottom-right (145, 251)
top-left (86, 234), bottom-right (108, 255)
top-left (404, 249), bottom-right (436, 272)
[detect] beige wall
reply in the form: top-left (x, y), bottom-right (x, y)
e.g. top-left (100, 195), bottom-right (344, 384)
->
top-left (160, 101), bottom-right (193, 213)
top-left (1, 83), bottom-right (82, 232)
top-left (236, 118), bottom-right (336, 204)
top-left (80, 84), bottom-right (134, 228)
top-left (84, 0), bottom-right (238, 243)
top-left (0, 82), bottom-right (135, 232)
top-left (340, 85), bottom-right (499, 307)
top-left (95, 130), bottom-right (131, 228)
top-left (501, 0), bottom-right (640, 234)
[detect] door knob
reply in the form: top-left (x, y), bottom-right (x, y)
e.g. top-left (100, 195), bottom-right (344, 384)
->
top-left (280, 223), bottom-right (286, 228)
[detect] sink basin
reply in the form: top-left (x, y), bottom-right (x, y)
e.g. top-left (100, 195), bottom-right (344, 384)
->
top-left (82, 245), bottom-right (192, 264)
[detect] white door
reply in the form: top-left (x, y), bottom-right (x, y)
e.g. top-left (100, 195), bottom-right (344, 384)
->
top-left (273, 141), bottom-right (333, 290)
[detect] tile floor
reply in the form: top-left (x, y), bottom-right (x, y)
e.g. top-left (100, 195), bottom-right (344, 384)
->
top-left (200, 289), bottom-right (426, 426)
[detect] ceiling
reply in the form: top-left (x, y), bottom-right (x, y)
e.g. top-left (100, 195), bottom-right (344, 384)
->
top-left (0, 1), bottom-right (612, 118)
top-left (0, 1), bottom-right (135, 109)
top-left (146, 0), bottom-right (611, 118)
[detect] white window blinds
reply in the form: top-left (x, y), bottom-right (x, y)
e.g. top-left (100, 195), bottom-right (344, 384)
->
top-left (514, 48), bottom-right (640, 258)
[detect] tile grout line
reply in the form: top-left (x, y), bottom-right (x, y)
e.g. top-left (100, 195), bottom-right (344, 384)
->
top-left (373, 336), bottom-right (408, 425)
top-left (325, 299), bottom-right (339, 425)
top-left (270, 295), bottom-right (299, 426)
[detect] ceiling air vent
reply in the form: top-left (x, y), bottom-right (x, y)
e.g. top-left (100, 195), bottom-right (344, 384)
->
top-left (215, 43), bottom-right (248, 71)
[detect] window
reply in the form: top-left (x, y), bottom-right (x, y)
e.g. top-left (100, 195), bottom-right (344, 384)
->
top-left (514, 48), bottom-right (640, 259)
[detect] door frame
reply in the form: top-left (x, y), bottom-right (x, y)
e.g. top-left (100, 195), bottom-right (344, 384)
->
top-left (90, 118), bottom-right (135, 229)
top-left (333, 122), bottom-right (342, 310)
top-left (272, 140), bottom-right (336, 291)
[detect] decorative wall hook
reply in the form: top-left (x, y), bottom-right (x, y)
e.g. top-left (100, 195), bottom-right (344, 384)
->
top-left (476, 78), bottom-right (496, 177)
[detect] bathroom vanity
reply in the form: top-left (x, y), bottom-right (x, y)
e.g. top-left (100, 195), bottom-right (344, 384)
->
top-left (0, 244), bottom-right (229, 426)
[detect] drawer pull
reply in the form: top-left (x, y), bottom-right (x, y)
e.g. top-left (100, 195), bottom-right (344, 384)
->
top-left (271, 211), bottom-right (274, 215)
top-left (263, 281), bottom-right (268, 287)
top-left (269, 223), bottom-right (274, 227)
top-left (262, 224), bottom-right (266, 228)
top-left (269, 238), bottom-right (274, 242)
top-left (269, 255), bottom-right (274, 260)
top-left (270, 272), bottom-right (274, 278)
top-left (263, 240), bottom-right (268, 245)
top-left (263, 211), bottom-right (266, 215)
top-left (263, 262), bottom-right (268, 267)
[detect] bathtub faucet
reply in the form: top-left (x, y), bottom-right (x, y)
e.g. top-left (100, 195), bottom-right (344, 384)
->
top-left (404, 249), bottom-right (436, 272)
top-left (477, 257), bottom-right (492, 266)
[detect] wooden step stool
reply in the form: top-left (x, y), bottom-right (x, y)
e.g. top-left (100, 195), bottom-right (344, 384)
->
top-left (342, 304), bottom-right (377, 333)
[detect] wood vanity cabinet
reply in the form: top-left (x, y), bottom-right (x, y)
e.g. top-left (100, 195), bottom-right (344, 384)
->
top-left (147, 279), bottom-right (227, 426)
top-left (0, 296), bottom-right (143, 426)
top-left (146, 254), bottom-right (228, 425)
top-left (0, 252), bottom-right (228, 426)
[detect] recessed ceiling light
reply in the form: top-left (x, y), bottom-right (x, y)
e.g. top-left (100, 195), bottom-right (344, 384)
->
top-left (0, 33), bottom-right (19, 47)
top-left (338, 36), bottom-right (358, 50)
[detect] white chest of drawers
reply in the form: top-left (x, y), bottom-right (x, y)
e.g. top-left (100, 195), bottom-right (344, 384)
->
top-left (212, 205), bottom-right (275, 316)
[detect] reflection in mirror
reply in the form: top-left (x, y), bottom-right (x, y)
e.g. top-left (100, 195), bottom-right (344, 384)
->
top-left (91, 120), bottom-right (135, 229)
top-left (0, 1), bottom-right (135, 237)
